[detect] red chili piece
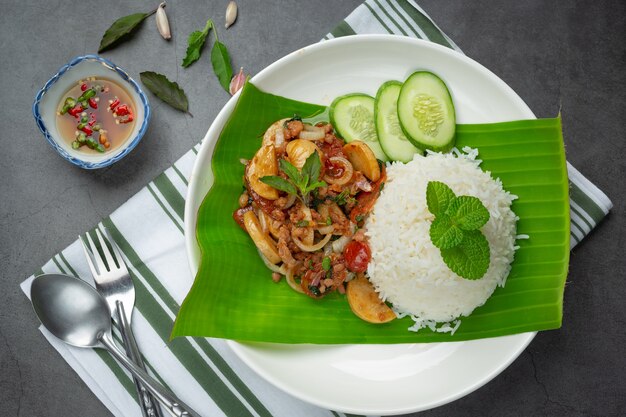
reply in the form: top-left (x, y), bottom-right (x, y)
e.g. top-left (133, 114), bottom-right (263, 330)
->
top-left (80, 126), bottom-right (93, 136)
top-left (68, 105), bottom-right (83, 117)
top-left (115, 104), bottom-right (129, 116)
top-left (88, 98), bottom-right (98, 109)
top-left (343, 241), bottom-right (371, 273)
top-left (119, 109), bottom-right (134, 124)
top-left (88, 120), bottom-right (96, 127)
top-left (110, 99), bottom-right (120, 110)
top-left (80, 83), bottom-right (87, 92)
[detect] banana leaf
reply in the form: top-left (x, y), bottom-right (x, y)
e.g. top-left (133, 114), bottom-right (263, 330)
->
top-left (171, 82), bottom-right (569, 343)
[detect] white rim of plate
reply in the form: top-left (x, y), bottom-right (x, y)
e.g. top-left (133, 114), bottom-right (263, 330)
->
top-left (184, 34), bottom-right (537, 415)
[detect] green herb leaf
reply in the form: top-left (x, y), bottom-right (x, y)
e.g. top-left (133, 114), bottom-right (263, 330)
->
top-left (279, 159), bottom-right (303, 186)
top-left (429, 215), bottom-right (464, 249)
top-left (139, 71), bottom-right (189, 113)
top-left (426, 181), bottom-right (457, 216)
top-left (440, 230), bottom-right (490, 279)
top-left (182, 19), bottom-right (213, 68)
top-left (211, 40), bottom-right (233, 91)
top-left (325, 217), bottom-right (332, 226)
top-left (446, 195), bottom-right (490, 230)
top-left (333, 189), bottom-right (350, 205)
top-left (99, 12), bottom-right (152, 52)
top-left (301, 151), bottom-right (322, 184)
top-left (305, 181), bottom-right (327, 193)
top-left (322, 257), bottom-right (331, 271)
top-left (283, 114), bottom-right (302, 128)
top-left (260, 176), bottom-right (298, 195)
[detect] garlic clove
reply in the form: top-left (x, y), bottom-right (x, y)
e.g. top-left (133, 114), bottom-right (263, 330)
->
top-left (225, 1), bottom-right (238, 29)
top-left (229, 67), bottom-right (247, 95)
top-left (156, 2), bottom-right (171, 40)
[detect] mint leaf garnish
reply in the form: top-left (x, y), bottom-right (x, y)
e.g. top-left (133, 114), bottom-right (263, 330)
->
top-left (440, 230), bottom-right (490, 279)
top-left (429, 216), bottom-right (463, 249)
top-left (426, 181), bottom-right (457, 216)
top-left (426, 181), bottom-right (491, 280)
top-left (446, 195), bottom-right (490, 230)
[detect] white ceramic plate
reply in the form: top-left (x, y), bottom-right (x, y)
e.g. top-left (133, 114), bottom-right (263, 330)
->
top-left (185, 35), bottom-right (535, 415)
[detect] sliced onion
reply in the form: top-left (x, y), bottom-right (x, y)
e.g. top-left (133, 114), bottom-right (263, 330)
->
top-left (332, 235), bottom-right (351, 253)
top-left (285, 268), bottom-right (305, 294)
top-left (275, 128), bottom-right (285, 148)
top-left (257, 208), bottom-right (268, 233)
top-left (293, 233), bottom-right (333, 252)
top-left (300, 205), bottom-right (314, 245)
top-left (355, 176), bottom-right (373, 192)
top-left (316, 225), bottom-right (334, 235)
top-left (323, 156), bottom-right (354, 185)
top-left (303, 124), bottom-right (324, 133)
top-left (323, 241), bottom-right (333, 257)
top-left (299, 130), bottom-right (325, 141)
top-left (257, 249), bottom-right (287, 274)
top-left (283, 193), bottom-right (297, 209)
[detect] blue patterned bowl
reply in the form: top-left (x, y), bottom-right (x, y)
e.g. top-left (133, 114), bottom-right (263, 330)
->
top-left (33, 55), bottom-right (150, 169)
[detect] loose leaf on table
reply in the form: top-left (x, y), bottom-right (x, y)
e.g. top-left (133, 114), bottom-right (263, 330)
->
top-left (182, 19), bottom-right (213, 67)
top-left (441, 230), bottom-right (490, 280)
top-left (446, 195), bottom-right (490, 230)
top-left (426, 181), bottom-right (457, 216)
top-left (211, 40), bottom-right (233, 91)
top-left (429, 215), bottom-right (463, 249)
top-left (139, 71), bottom-right (189, 113)
top-left (99, 11), bottom-right (155, 52)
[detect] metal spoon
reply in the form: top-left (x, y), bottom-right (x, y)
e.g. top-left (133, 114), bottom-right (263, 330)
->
top-left (30, 274), bottom-right (201, 417)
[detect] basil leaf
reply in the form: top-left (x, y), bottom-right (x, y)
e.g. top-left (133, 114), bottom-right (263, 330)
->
top-left (99, 12), bottom-right (151, 52)
top-left (426, 181), bottom-right (457, 216)
top-left (306, 181), bottom-right (327, 193)
top-left (260, 176), bottom-right (298, 195)
top-left (446, 195), bottom-right (490, 230)
top-left (302, 151), bottom-right (321, 183)
top-left (182, 19), bottom-right (213, 68)
top-left (429, 215), bottom-right (464, 249)
top-left (139, 71), bottom-right (189, 113)
top-left (279, 158), bottom-right (302, 186)
top-left (211, 40), bottom-right (233, 91)
top-left (441, 230), bottom-right (490, 280)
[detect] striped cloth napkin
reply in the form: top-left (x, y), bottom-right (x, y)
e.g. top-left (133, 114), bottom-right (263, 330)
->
top-left (21, 1), bottom-right (612, 416)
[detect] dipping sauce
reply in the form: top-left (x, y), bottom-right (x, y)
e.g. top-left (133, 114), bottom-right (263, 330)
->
top-left (56, 77), bottom-right (136, 153)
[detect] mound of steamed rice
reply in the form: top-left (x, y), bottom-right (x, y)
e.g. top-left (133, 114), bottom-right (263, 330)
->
top-left (365, 148), bottom-right (519, 331)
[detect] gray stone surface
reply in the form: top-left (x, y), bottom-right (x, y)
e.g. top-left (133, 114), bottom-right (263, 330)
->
top-left (0, 0), bottom-right (624, 416)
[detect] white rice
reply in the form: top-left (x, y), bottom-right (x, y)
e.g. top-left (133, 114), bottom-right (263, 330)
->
top-left (365, 149), bottom-right (519, 330)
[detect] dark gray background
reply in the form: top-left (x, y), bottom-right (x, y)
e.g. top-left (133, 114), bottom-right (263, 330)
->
top-left (1, 0), bottom-right (624, 416)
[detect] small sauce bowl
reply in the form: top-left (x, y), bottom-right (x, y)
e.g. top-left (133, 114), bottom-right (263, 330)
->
top-left (33, 55), bottom-right (151, 169)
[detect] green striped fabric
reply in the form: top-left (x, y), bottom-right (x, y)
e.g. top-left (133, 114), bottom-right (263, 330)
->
top-left (21, 1), bottom-right (612, 416)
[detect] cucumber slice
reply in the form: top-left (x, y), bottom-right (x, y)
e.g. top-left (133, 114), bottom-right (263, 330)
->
top-left (374, 81), bottom-right (422, 163)
top-left (397, 71), bottom-right (456, 152)
top-left (329, 94), bottom-right (388, 161)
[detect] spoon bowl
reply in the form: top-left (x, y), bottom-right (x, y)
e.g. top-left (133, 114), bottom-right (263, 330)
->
top-left (30, 273), bottom-right (201, 417)
top-left (31, 273), bottom-right (110, 348)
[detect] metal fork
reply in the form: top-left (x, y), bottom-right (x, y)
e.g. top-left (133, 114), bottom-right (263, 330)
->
top-left (81, 228), bottom-right (163, 417)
